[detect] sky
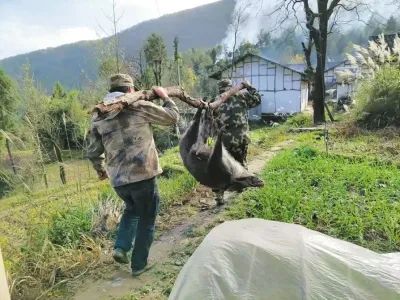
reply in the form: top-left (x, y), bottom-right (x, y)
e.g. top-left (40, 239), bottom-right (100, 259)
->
top-left (0, 0), bottom-right (396, 60)
top-left (0, 0), bottom-right (219, 60)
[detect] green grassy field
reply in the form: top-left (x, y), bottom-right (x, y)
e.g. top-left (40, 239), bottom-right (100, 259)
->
top-left (229, 145), bottom-right (400, 252)
top-left (0, 147), bottom-right (197, 299)
top-left (1, 116), bottom-right (400, 299)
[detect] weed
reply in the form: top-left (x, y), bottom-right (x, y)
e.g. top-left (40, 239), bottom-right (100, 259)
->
top-left (354, 66), bottom-right (400, 128)
top-left (48, 207), bottom-right (92, 246)
top-left (286, 113), bottom-right (313, 128)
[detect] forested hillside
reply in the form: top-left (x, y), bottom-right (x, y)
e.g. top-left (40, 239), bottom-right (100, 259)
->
top-left (0, 0), bottom-right (235, 90)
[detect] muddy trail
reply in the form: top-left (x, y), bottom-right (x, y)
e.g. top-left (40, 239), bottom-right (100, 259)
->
top-left (72, 141), bottom-right (292, 300)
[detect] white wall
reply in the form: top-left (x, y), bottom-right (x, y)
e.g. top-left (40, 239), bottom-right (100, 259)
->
top-left (222, 55), bottom-right (306, 115)
top-left (275, 91), bottom-right (302, 114)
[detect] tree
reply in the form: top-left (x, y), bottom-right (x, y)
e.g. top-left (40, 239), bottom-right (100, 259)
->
top-left (273, 0), bottom-right (366, 124)
top-left (52, 82), bottom-right (67, 99)
top-left (385, 16), bottom-right (398, 34)
top-left (0, 69), bottom-right (18, 175)
top-left (173, 36), bottom-right (182, 85)
top-left (235, 41), bottom-right (260, 58)
top-left (209, 45), bottom-right (223, 65)
top-left (256, 29), bottom-right (272, 48)
top-left (144, 33), bottom-right (167, 86)
top-left (228, 2), bottom-right (249, 78)
top-left (173, 37), bottom-right (180, 62)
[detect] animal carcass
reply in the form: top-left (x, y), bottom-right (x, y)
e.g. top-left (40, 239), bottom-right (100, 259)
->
top-left (179, 108), bottom-right (264, 191)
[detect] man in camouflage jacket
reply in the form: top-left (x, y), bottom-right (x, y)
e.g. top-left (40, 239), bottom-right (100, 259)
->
top-left (213, 79), bottom-right (261, 205)
top-left (87, 74), bottom-right (179, 276)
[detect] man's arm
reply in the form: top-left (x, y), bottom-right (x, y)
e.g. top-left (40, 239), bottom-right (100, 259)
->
top-left (242, 88), bottom-right (262, 109)
top-left (86, 124), bottom-right (107, 180)
top-left (134, 87), bottom-right (179, 126)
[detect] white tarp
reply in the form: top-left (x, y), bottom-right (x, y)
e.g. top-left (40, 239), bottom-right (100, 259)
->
top-left (169, 219), bottom-right (400, 300)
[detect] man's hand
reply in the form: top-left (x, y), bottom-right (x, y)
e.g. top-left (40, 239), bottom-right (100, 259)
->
top-left (200, 99), bottom-right (208, 108)
top-left (242, 80), bottom-right (256, 93)
top-left (97, 169), bottom-right (108, 181)
top-left (153, 86), bottom-right (169, 100)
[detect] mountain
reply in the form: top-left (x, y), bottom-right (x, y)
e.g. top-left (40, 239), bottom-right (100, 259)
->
top-left (0, 0), bottom-right (235, 90)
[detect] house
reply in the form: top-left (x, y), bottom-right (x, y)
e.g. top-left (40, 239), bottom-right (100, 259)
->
top-left (289, 60), bottom-right (358, 100)
top-left (324, 60), bottom-right (358, 100)
top-left (210, 52), bottom-right (360, 119)
top-left (210, 53), bottom-right (309, 119)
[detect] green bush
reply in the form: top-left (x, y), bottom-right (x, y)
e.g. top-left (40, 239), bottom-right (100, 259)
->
top-left (286, 113), bottom-right (313, 127)
top-left (48, 207), bottom-right (92, 246)
top-left (354, 67), bottom-right (400, 128)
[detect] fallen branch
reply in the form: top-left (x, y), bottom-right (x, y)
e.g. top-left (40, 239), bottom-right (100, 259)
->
top-left (93, 81), bottom-right (253, 115)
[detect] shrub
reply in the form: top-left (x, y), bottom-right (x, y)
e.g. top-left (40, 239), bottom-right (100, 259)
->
top-left (354, 67), bottom-right (400, 128)
top-left (286, 113), bottom-right (313, 128)
top-left (48, 207), bottom-right (92, 246)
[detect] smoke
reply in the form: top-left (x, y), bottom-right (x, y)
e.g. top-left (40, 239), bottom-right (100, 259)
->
top-left (221, 0), bottom-right (279, 52)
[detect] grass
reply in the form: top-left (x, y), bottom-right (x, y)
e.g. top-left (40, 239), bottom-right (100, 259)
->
top-left (0, 147), bottom-right (198, 300)
top-left (2, 119), bottom-right (400, 299)
top-left (229, 146), bottom-right (400, 252)
top-left (248, 125), bottom-right (289, 157)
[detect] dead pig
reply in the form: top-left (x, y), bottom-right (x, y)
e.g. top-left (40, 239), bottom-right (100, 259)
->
top-left (179, 108), bottom-right (264, 191)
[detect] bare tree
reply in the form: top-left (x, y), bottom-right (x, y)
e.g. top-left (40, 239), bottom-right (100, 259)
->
top-left (229, 2), bottom-right (250, 78)
top-left (97, 0), bottom-right (124, 75)
top-left (112, 0), bottom-right (121, 73)
top-left (272, 0), bottom-right (366, 124)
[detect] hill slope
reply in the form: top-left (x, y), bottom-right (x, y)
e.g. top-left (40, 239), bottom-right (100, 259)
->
top-left (0, 0), bottom-right (234, 90)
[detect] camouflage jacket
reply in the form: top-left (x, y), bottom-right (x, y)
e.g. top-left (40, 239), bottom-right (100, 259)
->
top-left (87, 93), bottom-right (179, 187)
top-left (214, 89), bottom-right (261, 147)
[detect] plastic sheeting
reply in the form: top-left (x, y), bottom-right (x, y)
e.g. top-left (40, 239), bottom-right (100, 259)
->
top-left (169, 219), bottom-right (400, 300)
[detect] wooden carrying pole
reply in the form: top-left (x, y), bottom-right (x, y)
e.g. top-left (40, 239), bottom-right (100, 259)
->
top-left (93, 81), bottom-right (254, 115)
top-left (0, 248), bottom-right (11, 300)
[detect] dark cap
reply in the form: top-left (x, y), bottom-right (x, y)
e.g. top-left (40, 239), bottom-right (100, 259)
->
top-left (109, 73), bottom-right (134, 89)
top-left (218, 79), bottom-right (233, 90)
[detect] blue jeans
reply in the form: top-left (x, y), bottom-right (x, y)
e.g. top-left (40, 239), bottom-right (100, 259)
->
top-left (114, 177), bottom-right (160, 271)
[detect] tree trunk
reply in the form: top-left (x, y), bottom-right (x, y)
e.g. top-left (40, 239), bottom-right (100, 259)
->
top-left (313, 20), bottom-right (328, 124)
top-left (53, 143), bottom-right (66, 185)
top-left (5, 139), bottom-right (17, 175)
top-left (313, 64), bottom-right (325, 124)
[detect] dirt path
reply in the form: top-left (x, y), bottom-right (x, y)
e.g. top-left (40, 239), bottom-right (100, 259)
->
top-left (73, 141), bottom-right (292, 300)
